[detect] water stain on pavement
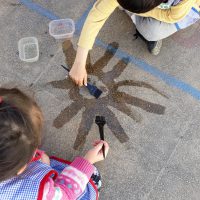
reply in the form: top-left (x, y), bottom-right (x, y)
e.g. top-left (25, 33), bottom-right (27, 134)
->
top-left (49, 41), bottom-right (167, 150)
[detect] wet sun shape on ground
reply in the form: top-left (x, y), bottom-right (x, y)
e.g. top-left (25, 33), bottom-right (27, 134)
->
top-left (49, 41), bottom-right (167, 150)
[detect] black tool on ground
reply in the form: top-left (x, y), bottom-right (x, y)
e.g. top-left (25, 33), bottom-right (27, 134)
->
top-left (61, 65), bottom-right (102, 99)
top-left (95, 116), bottom-right (106, 159)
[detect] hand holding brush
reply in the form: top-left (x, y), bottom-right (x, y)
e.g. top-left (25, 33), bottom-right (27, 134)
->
top-left (84, 140), bottom-right (109, 164)
top-left (61, 65), bottom-right (102, 99)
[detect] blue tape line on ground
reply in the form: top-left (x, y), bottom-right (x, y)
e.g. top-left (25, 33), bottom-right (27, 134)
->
top-left (19, 0), bottom-right (59, 20)
top-left (20, 0), bottom-right (94, 34)
top-left (20, 0), bottom-right (200, 100)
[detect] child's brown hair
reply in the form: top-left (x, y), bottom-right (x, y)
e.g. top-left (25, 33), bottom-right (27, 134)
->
top-left (0, 88), bottom-right (43, 181)
top-left (117, 0), bottom-right (166, 13)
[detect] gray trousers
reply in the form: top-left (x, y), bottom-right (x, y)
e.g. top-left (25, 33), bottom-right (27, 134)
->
top-left (135, 16), bottom-right (177, 41)
top-left (124, 7), bottom-right (200, 41)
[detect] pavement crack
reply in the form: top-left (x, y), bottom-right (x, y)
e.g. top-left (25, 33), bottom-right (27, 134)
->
top-left (142, 118), bottom-right (193, 200)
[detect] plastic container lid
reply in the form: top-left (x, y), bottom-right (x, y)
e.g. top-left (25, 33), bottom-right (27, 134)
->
top-left (49, 18), bottom-right (75, 39)
top-left (18, 37), bottom-right (39, 62)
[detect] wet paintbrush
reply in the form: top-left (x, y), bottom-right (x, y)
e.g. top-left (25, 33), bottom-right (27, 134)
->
top-left (95, 116), bottom-right (106, 159)
top-left (61, 65), bottom-right (102, 99)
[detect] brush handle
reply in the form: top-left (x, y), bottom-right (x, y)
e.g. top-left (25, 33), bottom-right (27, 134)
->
top-left (98, 125), bottom-right (105, 141)
top-left (102, 144), bottom-right (105, 159)
top-left (61, 65), bottom-right (70, 72)
top-left (97, 125), bottom-right (105, 159)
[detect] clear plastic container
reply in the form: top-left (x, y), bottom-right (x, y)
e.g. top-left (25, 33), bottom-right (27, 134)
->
top-left (49, 19), bottom-right (75, 39)
top-left (18, 37), bottom-right (39, 62)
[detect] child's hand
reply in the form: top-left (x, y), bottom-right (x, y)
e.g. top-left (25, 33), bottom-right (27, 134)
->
top-left (84, 140), bottom-right (109, 164)
top-left (69, 62), bottom-right (87, 86)
top-left (41, 153), bottom-right (50, 165)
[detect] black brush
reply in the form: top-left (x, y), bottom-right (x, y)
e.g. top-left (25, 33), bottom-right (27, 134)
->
top-left (61, 65), bottom-right (102, 99)
top-left (95, 116), bottom-right (106, 159)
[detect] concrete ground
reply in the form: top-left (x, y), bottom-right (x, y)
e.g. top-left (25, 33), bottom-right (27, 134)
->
top-left (1, 0), bottom-right (200, 199)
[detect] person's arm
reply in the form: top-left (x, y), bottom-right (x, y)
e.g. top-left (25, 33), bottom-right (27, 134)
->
top-left (42, 157), bottom-right (94, 200)
top-left (42, 141), bottom-right (109, 200)
top-left (69, 0), bottom-right (118, 86)
top-left (78, 0), bottom-right (119, 50)
top-left (137, 0), bottom-right (197, 23)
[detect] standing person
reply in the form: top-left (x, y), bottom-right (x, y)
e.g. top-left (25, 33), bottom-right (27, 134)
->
top-left (0, 88), bottom-right (109, 200)
top-left (69, 0), bottom-right (200, 86)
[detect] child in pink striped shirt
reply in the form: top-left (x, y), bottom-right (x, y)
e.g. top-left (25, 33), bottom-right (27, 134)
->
top-left (0, 88), bottom-right (109, 200)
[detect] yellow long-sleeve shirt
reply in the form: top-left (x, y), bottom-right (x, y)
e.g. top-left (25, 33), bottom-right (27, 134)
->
top-left (78, 0), bottom-right (200, 50)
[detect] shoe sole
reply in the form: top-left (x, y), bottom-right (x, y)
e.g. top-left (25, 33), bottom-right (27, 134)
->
top-left (151, 40), bottom-right (162, 56)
